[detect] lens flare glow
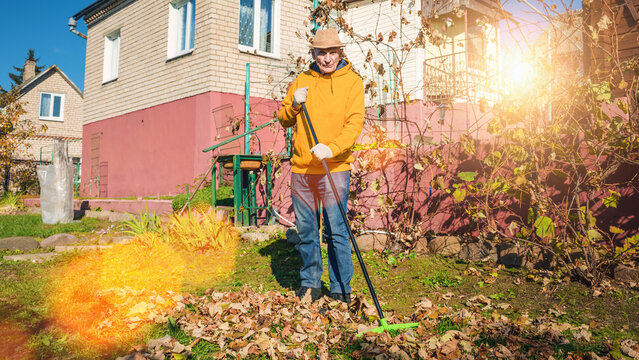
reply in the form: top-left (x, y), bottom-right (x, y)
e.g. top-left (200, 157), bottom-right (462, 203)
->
top-left (48, 234), bottom-right (185, 347)
top-left (47, 226), bottom-right (238, 349)
top-left (501, 51), bottom-right (537, 95)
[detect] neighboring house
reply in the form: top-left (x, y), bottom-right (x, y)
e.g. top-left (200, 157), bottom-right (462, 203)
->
top-left (583, 0), bottom-right (638, 124)
top-left (583, 0), bottom-right (639, 87)
top-left (16, 60), bottom-right (83, 166)
top-left (71, 0), bottom-right (310, 198)
top-left (532, 11), bottom-right (583, 74)
top-left (342, 0), bottom-right (504, 144)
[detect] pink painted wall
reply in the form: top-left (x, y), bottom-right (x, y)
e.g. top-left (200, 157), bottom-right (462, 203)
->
top-left (80, 91), bottom-right (287, 198)
top-left (367, 101), bottom-right (493, 145)
top-left (78, 91), bottom-right (502, 232)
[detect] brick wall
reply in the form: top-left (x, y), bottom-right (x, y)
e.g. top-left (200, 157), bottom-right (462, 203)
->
top-left (17, 69), bottom-right (83, 161)
top-left (83, 0), bottom-right (311, 125)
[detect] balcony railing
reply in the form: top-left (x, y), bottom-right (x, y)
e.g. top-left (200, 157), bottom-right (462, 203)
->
top-left (424, 51), bottom-right (498, 103)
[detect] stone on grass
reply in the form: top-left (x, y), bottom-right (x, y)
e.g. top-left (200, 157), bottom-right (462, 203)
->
top-left (236, 224), bottom-right (285, 236)
top-left (460, 241), bottom-right (498, 261)
top-left (241, 232), bottom-right (270, 243)
top-left (0, 237), bottom-right (40, 251)
top-left (567, 249), bottom-right (599, 263)
top-left (354, 232), bottom-right (388, 252)
top-left (261, 224), bottom-right (286, 235)
top-left (614, 264), bottom-right (639, 283)
top-left (428, 236), bottom-right (462, 256)
top-left (498, 242), bottom-right (553, 270)
top-left (40, 233), bottom-right (78, 248)
top-left (98, 235), bottom-right (133, 245)
top-left (54, 245), bottom-right (112, 253)
top-left (4, 253), bottom-right (59, 263)
top-left (413, 238), bottom-right (429, 253)
top-left (112, 236), bottom-right (133, 244)
top-left (109, 212), bottom-right (132, 222)
top-left (235, 226), bottom-right (258, 233)
top-left (84, 210), bottom-right (111, 220)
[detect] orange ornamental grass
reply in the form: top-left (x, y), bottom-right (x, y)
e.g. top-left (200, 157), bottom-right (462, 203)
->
top-left (47, 211), bottom-right (239, 349)
top-left (48, 233), bottom-right (185, 348)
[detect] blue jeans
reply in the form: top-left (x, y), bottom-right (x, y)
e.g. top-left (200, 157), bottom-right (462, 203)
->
top-left (291, 171), bottom-right (352, 294)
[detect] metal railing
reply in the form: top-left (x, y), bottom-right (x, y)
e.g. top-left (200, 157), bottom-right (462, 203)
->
top-left (424, 51), bottom-right (498, 103)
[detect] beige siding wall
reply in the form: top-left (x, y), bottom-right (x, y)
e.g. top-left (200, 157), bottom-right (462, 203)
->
top-left (18, 70), bottom-right (83, 161)
top-left (345, 0), bottom-right (424, 106)
top-left (83, 0), bottom-right (310, 125)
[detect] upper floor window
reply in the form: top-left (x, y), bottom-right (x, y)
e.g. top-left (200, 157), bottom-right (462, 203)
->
top-left (238, 0), bottom-right (280, 57)
top-left (39, 92), bottom-right (64, 121)
top-left (168, 0), bottom-right (196, 59)
top-left (103, 30), bottom-right (120, 83)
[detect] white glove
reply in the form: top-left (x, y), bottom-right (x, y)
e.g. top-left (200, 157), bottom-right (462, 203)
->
top-left (310, 143), bottom-right (333, 161)
top-left (292, 87), bottom-right (308, 108)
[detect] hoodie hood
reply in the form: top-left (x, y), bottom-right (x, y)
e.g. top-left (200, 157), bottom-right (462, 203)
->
top-left (310, 59), bottom-right (350, 77)
top-left (308, 59), bottom-right (351, 94)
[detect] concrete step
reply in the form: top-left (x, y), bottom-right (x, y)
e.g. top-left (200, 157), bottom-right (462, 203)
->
top-left (54, 245), bottom-right (112, 253)
top-left (3, 253), bottom-right (59, 263)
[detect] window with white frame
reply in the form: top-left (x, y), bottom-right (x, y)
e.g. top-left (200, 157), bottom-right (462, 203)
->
top-left (103, 30), bottom-right (120, 83)
top-left (238, 0), bottom-right (280, 56)
top-left (39, 92), bottom-right (64, 121)
top-left (168, 0), bottom-right (196, 59)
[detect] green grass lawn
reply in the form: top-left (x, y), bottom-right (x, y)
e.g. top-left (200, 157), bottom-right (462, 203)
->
top-left (0, 214), bottom-right (109, 239)
top-left (1, 215), bottom-right (638, 359)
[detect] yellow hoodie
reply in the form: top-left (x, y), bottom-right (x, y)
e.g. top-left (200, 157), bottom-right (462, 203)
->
top-left (278, 59), bottom-right (365, 174)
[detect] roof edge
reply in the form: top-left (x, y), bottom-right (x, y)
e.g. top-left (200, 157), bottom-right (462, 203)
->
top-left (17, 65), bottom-right (83, 98)
top-left (72, 0), bottom-right (113, 21)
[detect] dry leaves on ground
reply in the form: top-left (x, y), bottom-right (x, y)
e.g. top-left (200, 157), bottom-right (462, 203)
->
top-left (120, 286), bottom-right (619, 359)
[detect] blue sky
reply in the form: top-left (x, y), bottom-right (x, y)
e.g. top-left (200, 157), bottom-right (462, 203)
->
top-left (0, 1), bottom-right (89, 91)
top-left (0, 0), bottom-right (581, 93)
top-left (500, 0), bottom-right (582, 50)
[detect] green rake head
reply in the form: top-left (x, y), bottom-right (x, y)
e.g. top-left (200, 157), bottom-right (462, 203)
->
top-left (357, 318), bottom-right (419, 337)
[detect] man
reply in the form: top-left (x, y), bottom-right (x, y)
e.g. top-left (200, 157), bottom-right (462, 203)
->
top-left (278, 28), bottom-right (364, 304)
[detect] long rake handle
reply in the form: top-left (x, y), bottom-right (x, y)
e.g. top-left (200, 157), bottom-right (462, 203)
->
top-left (301, 103), bottom-right (385, 321)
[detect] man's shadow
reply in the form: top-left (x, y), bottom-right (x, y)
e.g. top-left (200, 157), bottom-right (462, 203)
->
top-left (258, 228), bottom-right (329, 294)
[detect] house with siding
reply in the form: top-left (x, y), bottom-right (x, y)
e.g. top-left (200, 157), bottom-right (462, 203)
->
top-left (583, 0), bottom-right (638, 83)
top-left (342, 0), bottom-right (504, 143)
top-left (16, 61), bottom-right (83, 175)
top-left (71, 0), bottom-right (311, 198)
top-left (581, 0), bottom-right (638, 125)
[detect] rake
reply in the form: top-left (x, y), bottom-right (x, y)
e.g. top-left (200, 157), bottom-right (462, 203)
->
top-left (300, 103), bottom-right (418, 335)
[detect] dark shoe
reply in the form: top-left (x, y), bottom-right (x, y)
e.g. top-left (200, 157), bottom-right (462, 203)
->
top-left (296, 286), bottom-right (321, 302)
top-left (329, 292), bottom-right (351, 304)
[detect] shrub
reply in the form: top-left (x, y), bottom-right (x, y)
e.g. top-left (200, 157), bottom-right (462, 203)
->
top-left (171, 186), bottom-right (212, 212)
top-left (171, 185), bottom-right (233, 212)
top-left (0, 191), bottom-right (24, 211)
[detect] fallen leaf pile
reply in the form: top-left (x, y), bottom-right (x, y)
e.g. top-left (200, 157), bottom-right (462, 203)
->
top-left (119, 286), bottom-right (625, 359)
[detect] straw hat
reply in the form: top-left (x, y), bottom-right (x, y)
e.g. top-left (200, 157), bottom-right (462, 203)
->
top-left (310, 28), bottom-right (344, 49)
